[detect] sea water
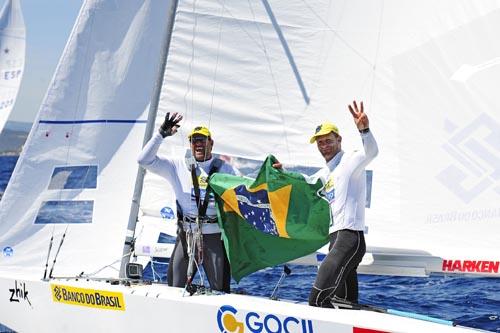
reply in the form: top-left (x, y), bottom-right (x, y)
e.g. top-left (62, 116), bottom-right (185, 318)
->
top-left (1, 156), bottom-right (499, 332)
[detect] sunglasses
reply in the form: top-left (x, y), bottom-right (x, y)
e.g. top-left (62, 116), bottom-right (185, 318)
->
top-left (190, 136), bottom-right (208, 144)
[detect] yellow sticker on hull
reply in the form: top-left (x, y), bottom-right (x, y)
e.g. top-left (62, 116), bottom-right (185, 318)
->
top-left (51, 284), bottom-right (125, 311)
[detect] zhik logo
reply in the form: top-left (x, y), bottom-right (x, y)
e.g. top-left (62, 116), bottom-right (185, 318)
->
top-left (9, 280), bottom-right (32, 307)
top-left (436, 113), bottom-right (500, 203)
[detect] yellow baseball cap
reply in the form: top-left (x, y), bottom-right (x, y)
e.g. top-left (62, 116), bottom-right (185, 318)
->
top-left (309, 122), bottom-right (340, 143)
top-left (188, 125), bottom-right (211, 139)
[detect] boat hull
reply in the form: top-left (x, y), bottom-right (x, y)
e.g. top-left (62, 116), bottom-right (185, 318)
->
top-left (0, 274), bottom-right (483, 332)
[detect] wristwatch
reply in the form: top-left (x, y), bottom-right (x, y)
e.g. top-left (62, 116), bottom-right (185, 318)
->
top-left (359, 128), bottom-right (370, 134)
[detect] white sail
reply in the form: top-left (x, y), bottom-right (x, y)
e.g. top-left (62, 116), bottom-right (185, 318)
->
top-left (148, 0), bottom-right (500, 277)
top-left (0, 0), bottom-right (173, 278)
top-left (0, 0), bottom-right (25, 134)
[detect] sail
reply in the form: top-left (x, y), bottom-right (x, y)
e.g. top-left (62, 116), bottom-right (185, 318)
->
top-left (147, 0), bottom-right (500, 277)
top-left (0, 0), bottom-right (498, 280)
top-left (0, 0), bottom-right (174, 278)
top-left (0, 1), bottom-right (497, 332)
top-left (0, 0), bottom-right (25, 135)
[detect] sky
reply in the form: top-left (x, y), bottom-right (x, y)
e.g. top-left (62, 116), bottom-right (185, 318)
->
top-left (4, 0), bottom-right (83, 123)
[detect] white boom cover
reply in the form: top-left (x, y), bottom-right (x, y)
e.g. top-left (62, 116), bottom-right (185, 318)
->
top-left (0, 0), bottom-right (173, 278)
top-left (0, 0), bottom-right (25, 134)
top-left (148, 0), bottom-right (500, 276)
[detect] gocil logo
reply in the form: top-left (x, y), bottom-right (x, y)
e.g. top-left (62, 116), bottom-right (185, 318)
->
top-left (436, 113), bottom-right (500, 203)
top-left (216, 305), bottom-right (314, 333)
top-left (217, 305), bottom-right (244, 332)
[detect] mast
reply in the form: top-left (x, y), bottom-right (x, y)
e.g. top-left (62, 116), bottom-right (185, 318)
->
top-left (119, 0), bottom-right (180, 278)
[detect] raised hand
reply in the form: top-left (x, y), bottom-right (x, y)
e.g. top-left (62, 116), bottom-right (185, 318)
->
top-left (159, 112), bottom-right (183, 138)
top-left (348, 100), bottom-right (369, 131)
top-left (272, 162), bottom-right (283, 170)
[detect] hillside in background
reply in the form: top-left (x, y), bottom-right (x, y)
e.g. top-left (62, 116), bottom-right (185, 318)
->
top-left (0, 121), bottom-right (31, 155)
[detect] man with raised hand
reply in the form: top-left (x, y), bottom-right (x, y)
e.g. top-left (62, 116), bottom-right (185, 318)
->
top-left (307, 101), bottom-right (378, 307)
top-left (138, 112), bottom-right (237, 292)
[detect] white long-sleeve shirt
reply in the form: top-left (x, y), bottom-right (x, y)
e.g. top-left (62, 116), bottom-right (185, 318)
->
top-left (312, 130), bottom-right (378, 233)
top-left (137, 132), bottom-right (237, 234)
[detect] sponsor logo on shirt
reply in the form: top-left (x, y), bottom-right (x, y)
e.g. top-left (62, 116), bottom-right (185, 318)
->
top-left (323, 176), bottom-right (335, 203)
top-left (198, 174), bottom-right (208, 189)
top-left (160, 206), bottom-right (175, 219)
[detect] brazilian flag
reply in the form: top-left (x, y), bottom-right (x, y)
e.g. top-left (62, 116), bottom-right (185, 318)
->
top-left (209, 155), bottom-right (330, 282)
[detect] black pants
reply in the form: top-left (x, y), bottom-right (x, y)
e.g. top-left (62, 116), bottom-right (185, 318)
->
top-left (167, 228), bottom-right (231, 292)
top-left (309, 229), bottom-right (366, 307)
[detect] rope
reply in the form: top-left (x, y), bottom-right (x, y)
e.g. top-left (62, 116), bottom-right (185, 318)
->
top-left (79, 249), bottom-right (133, 278)
top-left (181, 0), bottom-right (228, 291)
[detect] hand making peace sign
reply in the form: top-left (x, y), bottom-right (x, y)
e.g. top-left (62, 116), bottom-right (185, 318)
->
top-left (348, 100), bottom-right (369, 131)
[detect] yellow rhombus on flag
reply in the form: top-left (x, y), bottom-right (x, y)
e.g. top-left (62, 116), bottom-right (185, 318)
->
top-left (209, 155), bottom-right (330, 282)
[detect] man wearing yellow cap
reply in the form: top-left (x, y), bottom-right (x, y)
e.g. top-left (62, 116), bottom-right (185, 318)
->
top-left (138, 112), bottom-right (237, 292)
top-left (307, 101), bottom-right (378, 308)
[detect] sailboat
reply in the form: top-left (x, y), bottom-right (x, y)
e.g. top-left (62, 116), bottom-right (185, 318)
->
top-left (0, 0), bottom-right (498, 331)
top-left (0, 0), bottom-right (25, 135)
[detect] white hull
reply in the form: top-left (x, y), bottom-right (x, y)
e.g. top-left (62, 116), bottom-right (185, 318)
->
top-left (0, 274), bottom-right (484, 333)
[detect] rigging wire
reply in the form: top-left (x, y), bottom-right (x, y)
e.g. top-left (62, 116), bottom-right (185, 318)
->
top-left (369, 0), bottom-right (385, 108)
top-left (186, 0), bottom-right (323, 164)
top-left (79, 249), bottom-right (134, 278)
top-left (299, 0), bottom-right (375, 68)
top-left (248, 0), bottom-right (292, 162)
top-left (181, 0), bottom-right (228, 291)
top-left (63, 6), bottom-right (98, 174)
top-left (201, 0), bottom-right (226, 170)
top-left (48, 224), bottom-right (69, 279)
top-left (286, 0), bottom-right (383, 150)
top-left (44, 4), bottom-right (99, 275)
top-left (150, 259), bottom-right (169, 282)
top-left (42, 225), bottom-right (56, 280)
top-left (213, 0), bottom-right (271, 55)
top-left (207, 0), bottom-right (227, 131)
top-left (183, 0), bottom-right (199, 136)
top-left (183, 0), bottom-right (204, 291)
